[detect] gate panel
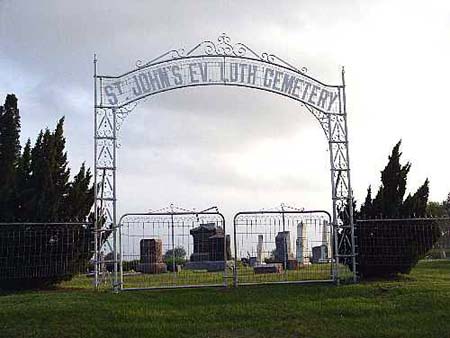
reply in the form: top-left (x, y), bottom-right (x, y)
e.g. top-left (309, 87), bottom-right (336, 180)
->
top-left (233, 210), bottom-right (336, 285)
top-left (118, 211), bottom-right (228, 290)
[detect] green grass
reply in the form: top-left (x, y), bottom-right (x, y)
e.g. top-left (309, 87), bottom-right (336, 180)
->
top-left (1, 260), bottom-right (449, 338)
top-left (120, 263), bottom-right (337, 288)
top-left (61, 263), bottom-right (341, 290)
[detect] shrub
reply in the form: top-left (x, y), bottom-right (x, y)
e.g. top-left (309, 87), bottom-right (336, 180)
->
top-left (163, 246), bottom-right (186, 265)
top-left (355, 218), bottom-right (445, 278)
top-left (0, 223), bottom-right (105, 289)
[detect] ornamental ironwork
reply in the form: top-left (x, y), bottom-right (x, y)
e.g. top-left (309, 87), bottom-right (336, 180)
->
top-left (93, 34), bottom-right (356, 289)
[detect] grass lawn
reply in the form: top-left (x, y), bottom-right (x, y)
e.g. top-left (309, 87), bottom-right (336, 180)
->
top-left (62, 263), bottom-right (342, 290)
top-left (0, 260), bottom-right (449, 338)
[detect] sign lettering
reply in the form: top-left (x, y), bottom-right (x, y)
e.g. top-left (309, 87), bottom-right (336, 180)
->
top-left (100, 56), bottom-right (340, 113)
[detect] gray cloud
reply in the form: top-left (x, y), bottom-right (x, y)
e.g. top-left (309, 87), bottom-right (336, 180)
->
top-left (1, 0), bottom-right (450, 222)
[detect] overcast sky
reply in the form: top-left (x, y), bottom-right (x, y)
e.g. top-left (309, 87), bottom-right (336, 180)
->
top-left (1, 0), bottom-right (449, 221)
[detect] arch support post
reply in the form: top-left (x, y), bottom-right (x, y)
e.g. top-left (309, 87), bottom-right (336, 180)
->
top-left (94, 63), bottom-right (118, 289)
top-left (327, 68), bottom-right (357, 283)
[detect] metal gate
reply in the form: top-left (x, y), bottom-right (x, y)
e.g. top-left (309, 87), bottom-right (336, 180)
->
top-left (233, 210), bottom-right (338, 286)
top-left (94, 34), bottom-right (358, 286)
top-left (117, 210), bottom-right (229, 290)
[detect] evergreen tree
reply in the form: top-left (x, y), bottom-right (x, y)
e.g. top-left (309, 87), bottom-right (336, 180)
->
top-left (359, 186), bottom-right (373, 218)
top-left (26, 120), bottom-right (71, 222)
top-left (15, 139), bottom-right (32, 221)
top-left (358, 140), bottom-right (430, 219)
top-left (50, 117), bottom-right (70, 219)
top-left (354, 142), bottom-right (437, 278)
top-left (0, 94), bottom-right (21, 221)
top-left (444, 193), bottom-right (450, 217)
top-left (63, 163), bottom-right (94, 222)
top-left (0, 94), bottom-right (97, 288)
top-left (29, 129), bottom-right (55, 221)
top-left (426, 201), bottom-right (448, 217)
top-left (401, 179), bottom-right (429, 218)
top-left (372, 141), bottom-right (410, 218)
top-left (27, 131), bottom-right (44, 220)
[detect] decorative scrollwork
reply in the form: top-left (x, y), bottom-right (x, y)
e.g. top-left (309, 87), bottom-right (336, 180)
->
top-left (114, 103), bottom-right (139, 148)
top-left (136, 33), bottom-right (308, 73)
top-left (136, 49), bottom-right (185, 68)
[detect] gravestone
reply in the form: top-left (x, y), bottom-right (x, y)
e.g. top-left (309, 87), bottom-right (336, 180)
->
top-left (311, 244), bottom-right (328, 263)
top-left (137, 239), bottom-right (167, 274)
top-left (209, 233), bottom-right (231, 261)
top-left (287, 259), bottom-right (298, 270)
top-left (254, 263), bottom-right (283, 274)
top-left (296, 222), bottom-right (306, 264)
top-left (189, 223), bottom-right (231, 262)
top-left (190, 223), bottom-right (217, 262)
top-left (185, 223), bottom-right (231, 272)
top-left (256, 235), bottom-right (263, 264)
top-left (274, 231), bottom-right (293, 263)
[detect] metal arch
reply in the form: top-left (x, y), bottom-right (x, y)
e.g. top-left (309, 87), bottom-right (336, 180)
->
top-left (93, 35), bottom-right (357, 288)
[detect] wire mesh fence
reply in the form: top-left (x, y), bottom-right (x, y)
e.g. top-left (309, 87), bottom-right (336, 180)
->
top-left (0, 222), bottom-right (95, 289)
top-left (118, 211), bottom-right (229, 290)
top-left (232, 210), bottom-right (339, 285)
top-left (1, 216), bottom-right (449, 290)
top-left (355, 218), bottom-right (450, 278)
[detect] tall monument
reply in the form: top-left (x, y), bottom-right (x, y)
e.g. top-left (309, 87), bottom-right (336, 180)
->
top-left (296, 222), bottom-right (307, 264)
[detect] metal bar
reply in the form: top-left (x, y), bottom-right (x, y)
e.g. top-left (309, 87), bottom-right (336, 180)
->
top-left (99, 77), bottom-right (103, 106)
top-left (96, 197), bottom-right (116, 201)
top-left (93, 53), bottom-right (99, 290)
top-left (357, 217), bottom-right (450, 222)
top-left (0, 222), bottom-right (91, 226)
top-left (171, 209), bottom-right (176, 282)
top-left (281, 204), bottom-right (287, 278)
top-left (233, 210), bottom-right (332, 219)
top-left (118, 211), bottom-right (227, 224)
top-left (122, 279), bottom-right (335, 292)
top-left (341, 66), bottom-right (357, 283)
top-left (96, 166), bottom-right (116, 170)
top-left (119, 216), bottom-right (123, 291)
top-left (328, 111), bottom-right (339, 285)
top-left (233, 213), bottom-right (238, 287)
top-left (121, 284), bottom-right (225, 291)
top-left (112, 107), bottom-right (118, 292)
top-left (94, 136), bottom-right (116, 140)
top-left (221, 211), bottom-right (228, 287)
top-left (236, 280), bottom-right (335, 287)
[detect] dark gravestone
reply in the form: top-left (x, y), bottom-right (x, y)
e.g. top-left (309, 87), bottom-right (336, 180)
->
top-left (274, 231), bottom-right (293, 263)
top-left (311, 245), bottom-right (328, 263)
top-left (254, 263), bottom-right (283, 274)
top-left (287, 259), bottom-right (298, 270)
top-left (190, 223), bottom-right (217, 262)
top-left (137, 239), bottom-right (167, 274)
top-left (189, 223), bottom-right (231, 262)
top-left (185, 223), bottom-right (231, 272)
top-left (209, 233), bottom-right (231, 261)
